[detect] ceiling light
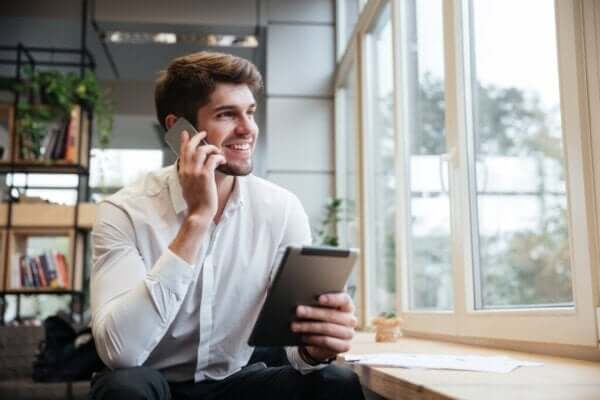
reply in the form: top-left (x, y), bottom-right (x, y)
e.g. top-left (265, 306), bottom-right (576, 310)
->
top-left (103, 31), bottom-right (258, 47)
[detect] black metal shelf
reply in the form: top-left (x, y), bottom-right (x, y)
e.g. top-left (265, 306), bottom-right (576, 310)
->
top-left (1, 289), bottom-right (84, 296)
top-left (0, 161), bottom-right (90, 175)
top-left (1, 39), bottom-right (96, 326)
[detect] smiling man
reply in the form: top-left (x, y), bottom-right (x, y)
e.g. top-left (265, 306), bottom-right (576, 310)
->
top-left (89, 52), bottom-right (364, 400)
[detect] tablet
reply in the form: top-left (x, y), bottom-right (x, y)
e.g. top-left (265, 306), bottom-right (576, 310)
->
top-left (248, 245), bottom-right (358, 347)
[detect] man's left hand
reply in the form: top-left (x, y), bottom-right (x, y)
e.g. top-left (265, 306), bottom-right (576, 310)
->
top-left (291, 292), bottom-right (357, 363)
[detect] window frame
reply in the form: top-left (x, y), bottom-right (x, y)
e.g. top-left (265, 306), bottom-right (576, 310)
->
top-left (335, 37), bottom-right (368, 327)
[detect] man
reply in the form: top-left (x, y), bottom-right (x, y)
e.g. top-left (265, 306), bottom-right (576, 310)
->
top-left (90, 51), bottom-right (364, 400)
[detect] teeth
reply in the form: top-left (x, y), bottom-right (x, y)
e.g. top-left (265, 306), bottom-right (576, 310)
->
top-left (229, 143), bottom-right (250, 150)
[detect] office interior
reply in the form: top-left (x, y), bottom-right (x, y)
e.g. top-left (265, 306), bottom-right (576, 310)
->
top-left (0, 0), bottom-right (599, 399)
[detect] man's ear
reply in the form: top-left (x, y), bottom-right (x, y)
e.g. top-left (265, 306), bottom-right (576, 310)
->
top-left (164, 114), bottom-right (177, 130)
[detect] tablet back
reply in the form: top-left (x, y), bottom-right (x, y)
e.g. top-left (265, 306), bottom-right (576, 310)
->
top-left (248, 245), bottom-right (358, 347)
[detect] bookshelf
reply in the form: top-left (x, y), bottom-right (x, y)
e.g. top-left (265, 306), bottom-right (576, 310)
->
top-left (0, 44), bottom-right (98, 324)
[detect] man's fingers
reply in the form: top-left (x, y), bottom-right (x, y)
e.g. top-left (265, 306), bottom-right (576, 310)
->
top-left (181, 130), bottom-right (208, 163)
top-left (318, 292), bottom-right (354, 313)
top-left (204, 154), bottom-right (226, 172)
top-left (296, 305), bottom-right (358, 328)
top-left (189, 144), bottom-right (221, 168)
top-left (187, 129), bottom-right (207, 147)
top-left (291, 321), bottom-right (354, 340)
top-left (301, 335), bottom-right (351, 354)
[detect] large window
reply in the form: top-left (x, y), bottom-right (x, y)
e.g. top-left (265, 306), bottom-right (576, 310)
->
top-left (335, 0), bottom-right (599, 349)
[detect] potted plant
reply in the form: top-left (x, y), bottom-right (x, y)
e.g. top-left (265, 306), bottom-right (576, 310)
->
top-left (372, 312), bottom-right (403, 343)
top-left (13, 67), bottom-right (113, 161)
top-left (317, 197), bottom-right (343, 246)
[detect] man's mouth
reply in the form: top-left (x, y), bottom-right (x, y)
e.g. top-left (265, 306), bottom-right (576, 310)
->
top-left (223, 142), bottom-right (252, 156)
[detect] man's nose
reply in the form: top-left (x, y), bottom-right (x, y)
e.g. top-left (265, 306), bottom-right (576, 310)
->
top-left (235, 115), bottom-right (257, 135)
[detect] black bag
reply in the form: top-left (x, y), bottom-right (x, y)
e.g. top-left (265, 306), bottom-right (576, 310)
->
top-left (33, 315), bottom-right (104, 382)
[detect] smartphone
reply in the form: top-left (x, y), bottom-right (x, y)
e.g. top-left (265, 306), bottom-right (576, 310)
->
top-left (164, 117), bottom-right (207, 156)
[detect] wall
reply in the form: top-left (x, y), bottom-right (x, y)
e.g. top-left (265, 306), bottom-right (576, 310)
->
top-left (264, 0), bottom-right (336, 233)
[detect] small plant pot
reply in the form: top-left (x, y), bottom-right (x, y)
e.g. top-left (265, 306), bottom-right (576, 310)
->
top-left (372, 317), bottom-right (402, 343)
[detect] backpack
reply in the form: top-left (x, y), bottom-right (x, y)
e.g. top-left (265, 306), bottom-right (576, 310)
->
top-left (32, 315), bottom-right (104, 382)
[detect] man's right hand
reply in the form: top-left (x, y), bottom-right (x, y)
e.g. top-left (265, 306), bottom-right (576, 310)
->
top-left (168, 130), bottom-right (226, 264)
top-left (178, 130), bottom-right (226, 222)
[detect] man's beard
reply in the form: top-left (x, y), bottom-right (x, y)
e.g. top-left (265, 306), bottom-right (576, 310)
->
top-left (217, 159), bottom-right (253, 176)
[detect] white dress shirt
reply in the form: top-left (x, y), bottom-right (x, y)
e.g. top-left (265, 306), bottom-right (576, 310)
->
top-left (91, 164), bottom-right (321, 382)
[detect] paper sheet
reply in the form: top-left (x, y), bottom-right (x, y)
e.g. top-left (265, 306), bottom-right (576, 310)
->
top-left (344, 353), bottom-right (543, 373)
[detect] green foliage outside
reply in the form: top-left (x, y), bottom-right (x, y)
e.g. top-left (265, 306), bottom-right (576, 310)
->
top-left (378, 72), bottom-right (572, 309)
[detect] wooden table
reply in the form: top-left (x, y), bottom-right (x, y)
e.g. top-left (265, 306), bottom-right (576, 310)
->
top-left (340, 333), bottom-right (600, 400)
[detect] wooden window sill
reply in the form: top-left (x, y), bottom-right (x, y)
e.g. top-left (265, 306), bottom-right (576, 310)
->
top-left (340, 332), bottom-right (600, 400)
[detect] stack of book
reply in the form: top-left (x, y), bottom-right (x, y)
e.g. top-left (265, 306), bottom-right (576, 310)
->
top-left (11, 251), bottom-right (70, 289)
top-left (39, 105), bottom-right (88, 163)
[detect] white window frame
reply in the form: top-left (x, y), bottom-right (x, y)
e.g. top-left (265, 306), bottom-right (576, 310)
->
top-left (336, 0), bottom-right (600, 352)
top-left (335, 38), bottom-right (368, 327)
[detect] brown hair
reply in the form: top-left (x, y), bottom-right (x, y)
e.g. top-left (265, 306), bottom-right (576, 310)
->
top-left (155, 51), bottom-right (263, 130)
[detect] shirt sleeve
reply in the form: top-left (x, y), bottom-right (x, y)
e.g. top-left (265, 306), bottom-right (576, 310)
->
top-left (90, 201), bottom-right (195, 369)
top-left (272, 193), bottom-right (329, 372)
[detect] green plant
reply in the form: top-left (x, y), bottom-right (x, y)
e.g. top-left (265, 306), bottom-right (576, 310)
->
top-left (13, 67), bottom-right (113, 159)
top-left (317, 198), bottom-right (343, 246)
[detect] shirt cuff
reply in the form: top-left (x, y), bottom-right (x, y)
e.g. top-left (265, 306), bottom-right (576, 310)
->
top-left (147, 249), bottom-right (194, 301)
top-left (286, 346), bottom-right (328, 374)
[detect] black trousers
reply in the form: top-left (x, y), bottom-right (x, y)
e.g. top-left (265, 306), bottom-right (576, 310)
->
top-left (89, 363), bottom-right (365, 400)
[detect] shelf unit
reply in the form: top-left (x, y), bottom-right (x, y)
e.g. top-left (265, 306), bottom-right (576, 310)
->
top-left (0, 43), bottom-right (97, 324)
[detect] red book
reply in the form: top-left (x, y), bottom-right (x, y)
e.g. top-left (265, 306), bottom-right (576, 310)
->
top-left (54, 252), bottom-right (70, 288)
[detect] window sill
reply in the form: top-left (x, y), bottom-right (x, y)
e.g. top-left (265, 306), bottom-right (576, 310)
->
top-left (340, 332), bottom-right (600, 400)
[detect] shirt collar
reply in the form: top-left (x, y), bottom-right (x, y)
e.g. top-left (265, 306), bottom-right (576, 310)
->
top-left (167, 162), bottom-right (246, 216)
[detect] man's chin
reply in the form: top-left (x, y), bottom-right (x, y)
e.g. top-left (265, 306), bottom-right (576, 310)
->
top-left (217, 162), bottom-right (253, 176)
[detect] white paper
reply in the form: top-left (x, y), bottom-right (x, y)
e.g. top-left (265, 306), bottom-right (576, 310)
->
top-left (344, 353), bottom-right (543, 373)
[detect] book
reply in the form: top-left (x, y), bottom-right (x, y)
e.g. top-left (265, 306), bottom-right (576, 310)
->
top-left (34, 256), bottom-right (47, 287)
top-left (19, 255), bottom-right (31, 287)
top-left (38, 254), bottom-right (52, 287)
top-left (64, 105), bottom-right (81, 163)
top-left (54, 252), bottom-right (70, 288)
top-left (79, 109), bottom-right (89, 167)
top-left (44, 252), bottom-right (60, 287)
top-left (10, 254), bottom-right (21, 289)
top-left (28, 257), bottom-right (40, 287)
top-left (51, 117), bottom-right (69, 160)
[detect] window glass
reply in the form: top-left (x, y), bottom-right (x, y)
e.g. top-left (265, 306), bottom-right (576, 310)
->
top-left (365, 4), bottom-right (396, 317)
top-left (404, 0), bottom-right (453, 310)
top-left (469, 0), bottom-right (573, 308)
top-left (89, 149), bottom-right (163, 201)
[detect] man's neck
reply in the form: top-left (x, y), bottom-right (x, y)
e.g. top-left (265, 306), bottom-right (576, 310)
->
top-left (214, 172), bottom-right (235, 224)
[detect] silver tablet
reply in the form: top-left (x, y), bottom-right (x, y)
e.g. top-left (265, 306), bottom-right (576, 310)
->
top-left (248, 245), bottom-right (359, 347)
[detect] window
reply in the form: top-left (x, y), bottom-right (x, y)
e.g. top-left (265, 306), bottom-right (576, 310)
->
top-left (363, 3), bottom-right (396, 319)
top-left (5, 173), bottom-right (79, 205)
top-left (336, 0), bottom-right (599, 349)
top-left (89, 148), bottom-right (163, 201)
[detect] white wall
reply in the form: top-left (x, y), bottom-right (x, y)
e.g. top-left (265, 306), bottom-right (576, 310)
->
top-left (264, 0), bottom-right (336, 234)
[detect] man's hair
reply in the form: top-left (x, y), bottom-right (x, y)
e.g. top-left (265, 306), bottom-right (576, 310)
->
top-left (155, 51), bottom-right (263, 130)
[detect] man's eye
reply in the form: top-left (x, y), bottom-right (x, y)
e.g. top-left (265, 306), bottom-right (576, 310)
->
top-left (217, 111), bottom-right (234, 119)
